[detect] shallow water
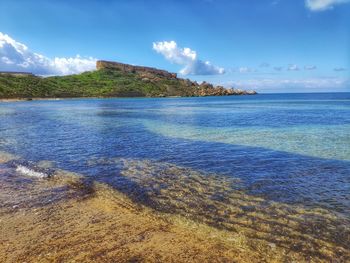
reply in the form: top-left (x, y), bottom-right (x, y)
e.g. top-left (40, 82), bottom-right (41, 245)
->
top-left (0, 93), bottom-right (350, 261)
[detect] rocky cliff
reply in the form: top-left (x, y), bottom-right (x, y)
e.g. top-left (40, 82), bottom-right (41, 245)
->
top-left (96, 60), bottom-right (177, 79)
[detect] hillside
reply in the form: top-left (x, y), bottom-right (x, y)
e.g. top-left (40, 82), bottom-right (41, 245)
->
top-left (0, 61), bottom-right (256, 99)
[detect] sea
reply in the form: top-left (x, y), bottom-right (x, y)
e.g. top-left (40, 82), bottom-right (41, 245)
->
top-left (0, 93), bottom-right (349, 259)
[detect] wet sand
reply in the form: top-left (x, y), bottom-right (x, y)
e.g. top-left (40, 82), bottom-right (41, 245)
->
top-left (0, 168), bottom-right (262, 262)
top-left (0, 155), bottom-right (349, 262)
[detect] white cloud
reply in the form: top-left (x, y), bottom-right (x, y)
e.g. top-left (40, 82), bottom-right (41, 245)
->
top-left (287, 64), bottom-right (300, 71)
top-left (305, 0), bottom-right (350, 11)
top-left (152, 40), bottom-right (225, 75)
top-left (0, 32), bottom-right (96, 75)
top-left (304, 65), bottom-right (317, 70)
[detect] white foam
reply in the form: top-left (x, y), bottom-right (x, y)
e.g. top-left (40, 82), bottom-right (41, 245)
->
top-left (16, 165), bottom-right (47, 178)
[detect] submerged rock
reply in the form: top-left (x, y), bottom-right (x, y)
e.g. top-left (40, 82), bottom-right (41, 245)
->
top-left (0, 151), bottom-right (19, 164)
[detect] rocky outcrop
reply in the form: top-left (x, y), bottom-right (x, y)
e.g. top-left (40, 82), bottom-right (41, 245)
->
top-left (195, 83), bottom-right (257, 96)
top-left (96, 60), bottom-right (177, 79)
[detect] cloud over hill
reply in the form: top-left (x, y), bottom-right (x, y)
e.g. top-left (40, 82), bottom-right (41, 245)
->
top-left (0, 32), bottom-right (96, 75)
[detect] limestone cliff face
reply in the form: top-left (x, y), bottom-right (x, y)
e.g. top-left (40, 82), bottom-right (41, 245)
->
top-left (96, 60), bottom-right (177, 79)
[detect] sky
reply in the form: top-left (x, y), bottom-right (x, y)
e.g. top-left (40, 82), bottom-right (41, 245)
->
top-left (0, 0), bottom-right (349, 93)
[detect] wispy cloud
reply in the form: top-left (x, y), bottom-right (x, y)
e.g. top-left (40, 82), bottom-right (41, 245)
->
top-left (152, 40), bottom-right (225, 75)
top-left (287, 64), bottom-right (300, 71)
top-left (260, 62), bottom-right (270, 68)
top-left (221, 77), bottom-right (349, 92)
top-left (304, 65), bottom-right (317, 70)
top-left (305, 0), bottom-right (350, 11)
top-left (334, 67), bottom-right (347, 71)
top-left (273, 66), bottom-right (283, 71)
top-left (0, 32), bottom-right (96, 75)
top-left (238, 67), bottom-right (256, 73)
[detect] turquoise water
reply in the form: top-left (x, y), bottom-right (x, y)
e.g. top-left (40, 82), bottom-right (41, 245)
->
top-left (0, 93), bottom-right (350, 218)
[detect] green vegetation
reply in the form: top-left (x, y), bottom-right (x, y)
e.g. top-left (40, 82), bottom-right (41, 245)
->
top-left (0, 69), bottom-right (198, 99)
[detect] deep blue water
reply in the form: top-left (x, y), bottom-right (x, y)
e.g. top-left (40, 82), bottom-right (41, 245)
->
top-left (0, 93), bottom-right (349, 217)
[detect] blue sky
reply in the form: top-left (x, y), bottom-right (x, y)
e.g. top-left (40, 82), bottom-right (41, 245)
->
top-left (0, 0), bottom-right (349, 93)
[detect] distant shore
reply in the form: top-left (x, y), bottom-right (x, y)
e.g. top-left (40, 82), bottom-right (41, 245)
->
top-left (0, 61), bottom-right (256, 99)
top-left (0, 98), bottom-right (64, 102)
top-left (0, 94), bottom-right (255, 102)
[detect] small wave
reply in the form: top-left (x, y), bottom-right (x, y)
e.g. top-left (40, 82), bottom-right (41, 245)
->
top-left (16, 165), bottom-right (49, 178)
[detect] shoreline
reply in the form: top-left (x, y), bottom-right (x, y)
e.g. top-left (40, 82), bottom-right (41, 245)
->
top-left (1, 92), bottom-right (349, 102)
top-left (0, 94), bottom-right (257, 102)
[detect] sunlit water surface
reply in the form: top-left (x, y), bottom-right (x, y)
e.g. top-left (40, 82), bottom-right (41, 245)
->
top-left (0, 93), bottom-right (350, 259)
